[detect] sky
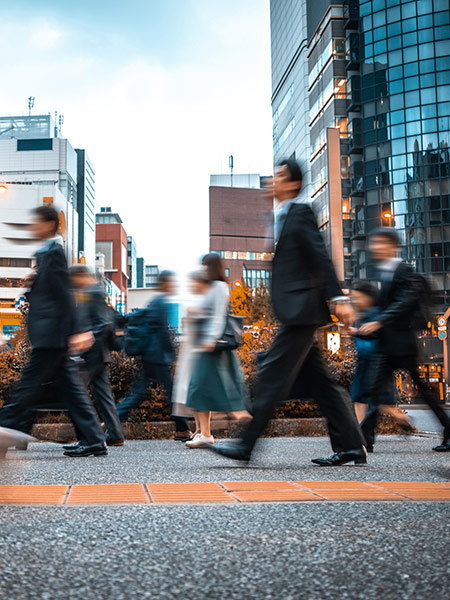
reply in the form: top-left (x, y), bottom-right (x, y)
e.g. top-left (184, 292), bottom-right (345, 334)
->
top-left (1, 0), bottom-right (273, 272)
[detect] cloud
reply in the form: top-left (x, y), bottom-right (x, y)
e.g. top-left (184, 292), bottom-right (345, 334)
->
top-left (0, 1), bottom-right (273, 272)
top-left (30, 21), bottom-right (64, 49)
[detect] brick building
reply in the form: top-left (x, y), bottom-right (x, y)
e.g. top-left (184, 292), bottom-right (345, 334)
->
top-left (209, 175), bottom-right (274, 288)
top-left (95, 207), bottom-right (128, 312)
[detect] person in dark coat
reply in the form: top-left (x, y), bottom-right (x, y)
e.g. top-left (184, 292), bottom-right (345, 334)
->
top-left (0, 205), bottom-right (107, 457)
top-left (358, 228), bottom-right (450, 452)
top-left (349, 281), bottom-right (412, 451)
top-left (117, 271), bottom-right (192, 440)
top-left (62, 265), bottom-right (124, 449)
top-left (208, 159), bottom-right (367, 466)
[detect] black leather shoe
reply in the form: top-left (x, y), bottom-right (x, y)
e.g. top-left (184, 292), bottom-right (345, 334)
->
top-left (63, 441), bottom-right (82, 451)
top-left (15, 441), bottom-right (29, 451)
top-left (206, 440), bottom-right (252, 462)
top-left (106, 438), bottom-right (125, 447)
top-left (311, 447), bottom-right (368, 466)
top-left (63, 442), bottom-right (108, 457)
top-left (366, 445), bottom-right (374, 453)
top-left (432, 438), bottom-right (450, 452)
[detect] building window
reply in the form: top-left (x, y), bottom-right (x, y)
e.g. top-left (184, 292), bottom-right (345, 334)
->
top-left (217, 251), bottom-right (273, 261)
top-left (0, 258), bottom-right (32, 267)
top-left (243, 268), bottom-right (271, 290)
top-left (96, 242), bottom-right (113, 270)
top-left (17, 139), bottom-right (53, 151)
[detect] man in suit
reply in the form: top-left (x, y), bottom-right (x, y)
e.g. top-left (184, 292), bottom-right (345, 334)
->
top-left (209, 159), bottom-right (367, 465)
top-left (117, 271), bottom-right (192, 440)
top-left (0, 205), bottom-right (107, 457)
top-left (359, 228), bottom-right (450, 452)
top-left (62, 265), bottom-right (124, 449)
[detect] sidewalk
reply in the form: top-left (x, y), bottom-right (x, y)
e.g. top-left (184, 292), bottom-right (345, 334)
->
top-left (1, 435), bottom-right (448, 504)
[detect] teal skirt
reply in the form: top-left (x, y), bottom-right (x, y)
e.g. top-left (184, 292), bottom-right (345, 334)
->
top-left (186, 351), bottom-right (248, 412)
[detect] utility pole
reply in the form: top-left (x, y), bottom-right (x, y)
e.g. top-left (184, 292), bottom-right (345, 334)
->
top-left (28, 96), bottom-right (35, 116)
top-left (229, 155), bottom-right (234, 187)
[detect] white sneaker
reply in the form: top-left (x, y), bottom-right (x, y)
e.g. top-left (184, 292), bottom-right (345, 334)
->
top-left (185, 433), bottom-right (214, 448)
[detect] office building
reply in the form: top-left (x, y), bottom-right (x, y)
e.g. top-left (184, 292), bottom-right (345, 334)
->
top-left (127, 236), bottom-right (137, 289)
top-left (76, 149), bottom-right (96, 266)
top-left (209, 175), bottom-right (274, 287)
top-left (136, 257), bottom-right (145, 288)
top-left (95, 207), bottom-right (128, 311)
top-left (145, 265), bottom-right (160, 288)
top-left (0, 114), bottom-right (81, 336)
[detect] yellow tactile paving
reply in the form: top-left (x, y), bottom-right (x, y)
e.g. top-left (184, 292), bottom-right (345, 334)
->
top-left (370, 481), bottom-right (450, 501)
top-left (0, 485), bottom-right (68, 504)
top-left (66, 484), bottom-right (149, 504)
top-left (0, 482), bottom-right (449, 505)
top-left (147, 482), bottom-right (236, 503)
top-left (221, 480), bottom-right (300, 491)
top-left (231, 489), bottom-right (322, 502)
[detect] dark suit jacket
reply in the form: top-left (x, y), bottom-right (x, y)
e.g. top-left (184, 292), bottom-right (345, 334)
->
top-left (27, 240), bottom-right (75, 349)
top-left (377, 261), bottom-right (419, 358)
top-left (271, 203), bottom-right (342, 326)
top-left (76, 284), bottom-right (113, 368)
top-left (143, 295), bottom-right (176, 365)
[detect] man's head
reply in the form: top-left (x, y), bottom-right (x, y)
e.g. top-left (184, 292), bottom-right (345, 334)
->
top-left (273, 159), bottom-right (303, 202)
top-left (368, 227), bottom-right (401, 262)
top-left (69, 264), bottom-right (95, 290)
top-left (158, 270), bottom-right (176, 294)
top-left (32, 205), bottom-right (59, 240)
top-left (351, 280), bottom-right (379, 313)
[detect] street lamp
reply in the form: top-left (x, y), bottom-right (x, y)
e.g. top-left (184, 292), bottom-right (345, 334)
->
top-left (383, 211), bottom-right (393, 227)
top-left (0, 183), bottom-right (8, 195)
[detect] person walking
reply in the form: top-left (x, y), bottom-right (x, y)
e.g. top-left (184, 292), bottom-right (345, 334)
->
top-left (117, 271), bottom-right (192, 441)
top-left (172, 270), bottom-right (212, 436)
top-left (358, 228), bottom-right (450, 452)
top-left (349, 280), bottom-right (412, 450)
top-left (62, 265), bottom-right (124, 450)
top-left (0, 205), bottom-right (107, 457)
top-left (208, 159), bottom-right (367, 466)
top-left (184, 254), bottom-right (249, 449)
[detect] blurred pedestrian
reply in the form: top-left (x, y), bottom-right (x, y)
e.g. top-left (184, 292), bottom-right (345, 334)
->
top-left (358, 228), bottom-right (450, 452)
top-left (208, 159), bottom-right (367, 465)
top-left (350, 280), bottom-right (412, 450)
top-left (62, 265), bottom-right (124, 451)
top-left (117, 271), bottom-right (192, 441)
top-left (172, 270), bottom-right (212, 436)
top-left (0, 205), bottom-right (107, 457)
top-left (184, 254), bottom-right (250, 449)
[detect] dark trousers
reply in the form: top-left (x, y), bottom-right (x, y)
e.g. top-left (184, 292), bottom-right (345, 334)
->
top-left (361, 354), bottom-right (450, 448)
top-left (117, 360), bottom-right (189, 432)
top-left (242, 325), bottom-right (365, 452)
top-left (0, 349), bottom-right (105, 446)
top-left (81, 363), bottom-right (123, 442)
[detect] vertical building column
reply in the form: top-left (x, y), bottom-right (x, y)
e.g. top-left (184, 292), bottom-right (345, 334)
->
top-left (326, 127), bottom-right (344, 283)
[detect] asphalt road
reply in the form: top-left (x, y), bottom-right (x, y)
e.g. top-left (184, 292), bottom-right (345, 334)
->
top-left (0, 436), bottom-right (449, 600)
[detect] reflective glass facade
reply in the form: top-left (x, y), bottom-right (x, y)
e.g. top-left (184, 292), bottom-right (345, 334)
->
top-left (350, 0), bottom-right (450, 308)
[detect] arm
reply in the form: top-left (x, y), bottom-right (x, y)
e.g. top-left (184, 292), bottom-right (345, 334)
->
top-left (204, 282), bottom-right (228, 344)
top-left (294, 205), bottom-right (343, 299)
top-left (377, 265), bottom-right (419, 327)
top-left (89, 290), bottom-right (111, 339)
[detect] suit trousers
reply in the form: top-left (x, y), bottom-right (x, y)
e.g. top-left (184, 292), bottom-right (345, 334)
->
top-left (82, 363), bottom-right (123, 442)
top-left (361, 354), bottom-right (450, 448)
top-left (117, 360), bottom-right (189, 432)
top-left (242, 325), bottom-right (365, 452)
top-left (0, 349), bottom-right (105, 446)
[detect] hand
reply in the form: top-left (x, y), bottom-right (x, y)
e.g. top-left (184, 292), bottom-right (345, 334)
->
top-left (358, 321), bottom-right (382, 335)
top-left (334, 303), bottom-right (355, 329)
top-left (202, 342), bottom-right (216, 353)
top-left (69, 331), bottom-right (95, 354)
top-left (348, 327), bottom-right (357, 336)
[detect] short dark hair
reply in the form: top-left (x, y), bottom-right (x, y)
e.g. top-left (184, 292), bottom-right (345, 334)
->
top-left (277, 159), bottom-right (303, 188)
top-left (351, 280), bottom-right (379, 302)
top-left (33, 205), bottom-right (59, 235)
top-left (189, 269), bottom-right (210, 284)
top-left (201, 253), bottom-right (227, 283)
top-left (158, 270), bottom-right (175, 285)
top-left (69, 264), bottom-right (91, 276)
top-left (369, 227), bottom-right (401, 246)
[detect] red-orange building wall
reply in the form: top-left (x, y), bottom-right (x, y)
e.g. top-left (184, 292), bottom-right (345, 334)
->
top-left (96, 222), bottom-right (129, 298)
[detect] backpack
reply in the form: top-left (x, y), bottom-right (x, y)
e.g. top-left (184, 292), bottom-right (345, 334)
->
top-left (411, 272), bottom-right (434, 330)
top-left (105, 306), bottom-right (126, 352)
top-left (123, 308), bottom-right (150, 356)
